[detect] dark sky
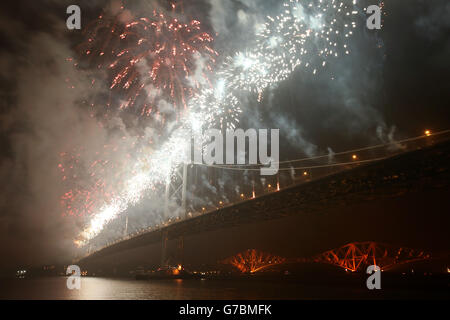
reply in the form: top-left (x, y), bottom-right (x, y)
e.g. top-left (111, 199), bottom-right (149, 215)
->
top-left (0, 0), bottom-right (449, 271)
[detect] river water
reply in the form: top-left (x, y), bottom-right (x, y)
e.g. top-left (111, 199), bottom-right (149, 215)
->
top-left (1, 276), bottom-right (447, 300)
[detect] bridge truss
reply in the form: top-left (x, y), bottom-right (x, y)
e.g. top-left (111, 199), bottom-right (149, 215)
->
top-left (311, 241), bottom-right (432, 272)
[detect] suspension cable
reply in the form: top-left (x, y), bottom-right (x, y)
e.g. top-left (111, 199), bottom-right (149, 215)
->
top-left (190, 129), bottom-right (450, 170)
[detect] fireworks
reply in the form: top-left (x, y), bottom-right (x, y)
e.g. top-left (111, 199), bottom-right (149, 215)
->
top-left (70, 7), bottom-right (221, 244)
top-left (220, 52), bottom-right (271, 102)
top-left (188, 81), bottom-right (242, 130)
top-left (110, 10), bottom-right (218, 114)
top-left (256, 0), bottom-right (357, 83)
top-left (217, 0), bottom-right (358, 102)
top-left (76, 126), bottom-right (191, 243)
top-left (74, 86), bottom-right (241, 243)
top-left (78, 7), bottom-right (127, 69)
top-left (59, 135), bottom-right (156, 219)
top-left (71, 0), bottom-right (360, 247)
top-left (79, 5), bottom-right (217, 118)
top-left (254, 0), bottom-right (357, 85)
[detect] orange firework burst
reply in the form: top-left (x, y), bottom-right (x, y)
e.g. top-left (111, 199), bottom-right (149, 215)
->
top-left (78, 2), bottom-right (128, 69)
top-left (111, 10), bottom-right (217, 114)
top-left (78, 5), bottom-right (217, 119)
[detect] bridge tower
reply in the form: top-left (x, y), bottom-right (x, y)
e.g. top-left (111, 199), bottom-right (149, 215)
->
top-left (161, 163), bottom-right (189, 268)
top-left (163, 163), bottom-right (189, 220)
top-left (160, 230), bottom-right (168, 268)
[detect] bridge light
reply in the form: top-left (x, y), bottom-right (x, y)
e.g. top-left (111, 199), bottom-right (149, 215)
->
top-left (425, 130), bottom-right (431, 136)
top-left (240, 193), bottom-right (245, 198)
top-left (352, 154), bottom-right (358, 160)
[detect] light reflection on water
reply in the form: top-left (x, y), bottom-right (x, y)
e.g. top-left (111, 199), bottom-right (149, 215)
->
top-left (1, 276), bottom-right (444, 300)
top-left (0, 276), bottom-right (343, 300)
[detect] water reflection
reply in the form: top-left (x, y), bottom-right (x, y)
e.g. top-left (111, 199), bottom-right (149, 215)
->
top-left (1, 276), bottom-right (447, 300)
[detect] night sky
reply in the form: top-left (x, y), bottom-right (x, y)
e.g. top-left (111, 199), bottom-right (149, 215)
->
top-left (0, 0), bottom-right (449, 271)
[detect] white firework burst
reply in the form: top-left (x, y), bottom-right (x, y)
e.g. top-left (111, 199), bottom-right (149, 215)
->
top-left (256, 0), bottom-right (358, 83)
top-left (219, 51), bottom-right (272, 101)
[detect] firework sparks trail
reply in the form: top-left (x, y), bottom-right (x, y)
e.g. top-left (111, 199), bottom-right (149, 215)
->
top-left (74, 84), bottom-right (237, 244)
top-left (76, 113), bottom-right (201, 243)
top-left (74, 81), bottom-right (241, 245)
top-left (59, 134), bottom-right (157, 219)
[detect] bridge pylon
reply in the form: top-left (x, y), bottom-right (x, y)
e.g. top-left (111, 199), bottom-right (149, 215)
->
top-left (177, 236), bottom-right (184, 268)
top-left (163, 162), bottom-right (189, 220)
top-left (161, 163), bottom-right (189, 268)
top-left (161, 230), bottom-right (169, 268)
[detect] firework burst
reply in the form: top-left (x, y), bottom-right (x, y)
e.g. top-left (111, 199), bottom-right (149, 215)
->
top-left (78, 4), bottom-right (127, 69)
top-left (256, 0), bottom-right (357, 83)
top-left (110, 10), bottom-right (218, 115)
top-left (188, 81), bottom-right (242, 130)
top-left (220, 51), bottom-right (271, 102)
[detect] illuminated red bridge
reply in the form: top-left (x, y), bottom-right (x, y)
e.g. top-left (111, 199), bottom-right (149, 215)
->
top-left (222, 243), bottom-right (434, 274)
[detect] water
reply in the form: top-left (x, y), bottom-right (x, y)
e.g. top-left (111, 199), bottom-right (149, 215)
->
top-left (1, 277), bottom-right (447, 300)
top-left (0, 277), bottom-right (337, 300)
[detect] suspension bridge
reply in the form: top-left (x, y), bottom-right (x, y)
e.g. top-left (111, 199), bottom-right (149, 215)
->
top-left (77, 130), bottom-right (450, 274)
